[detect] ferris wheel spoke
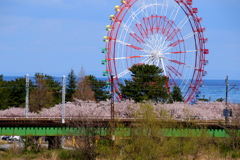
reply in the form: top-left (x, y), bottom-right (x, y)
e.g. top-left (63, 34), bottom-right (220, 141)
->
top-left (119, 22), bottom-right (147, 48)
top-left (139, 37), bottom-right (157, 51)
top-left (166, 39), bottom-right (184, 48)
top-left (143, 56), bottom-right (159, 66)
top-left (159, 36), bottom-right (169, 51)
top-left (164, 50), bottom-right (197, 55)
top-left (163, 57), bottom-right (196, 70)
top-left (177, 76), bottom-right (192, 92)
top-left (157, 35), bottom-right (166, 51)
top-left (148, 34), bottom-right (161, 49)
top-left (165, 0), bottom-right (170, 16)
top-left (163, 60), bottom-right (192, 91)
top-left (169, 2), bottom-right (181, 21)
top-left (107, 54), bottom-right (150, 61)
top-left (163, 32), bottom-right (197, 52)
top-left (120, 21), bottom-right (135, 34)
top-left (149, 0), bottom-right (158, 15)
top-left (160, 0), bottom-right (164, 16)
top-left (129, 7), bottom-right (142, 24)
top-left (176, 75), bottom-right (192, 92)
top-left (136, 23), bottom-right (149, 39)
top-left (143, 44), bottom-right (155, 53)
top-left (161, 0), bottom-right (169, 17)
top-left (130, 33), bottom-right (146, 44)
top-left (145, 37), bottom-right (161, 51)
top-left (166, 65), bottom-right (182, 77)
top-left (137, 0), bottom-right (160, 16)
top-left (156, 58), bottom-right (161, 66)
top-left (116, 58), bottom-right (150, 78)
top-left (148, 56), bottom-right (158, 65)
top-left (160, 58), bottom-right (167, 76)
top-left (164, 63), bottom-right (192, 91)
top-left (155, 35), bottom-right (163, 50)
top-left (166, 28), bottom-right (180, 41)
top-left (116, 39), bottom-right (149, 52)
top-left (156, 38), bottom-right (165, 51)
top-left (182, 31), bottom-right (197, 41)
top-left (117, 69), bottom-right (131, 79)
top-left (177, 16), bottom-right (191, 30)
top-left (161, 39), bottom-right (174, 51)
top-left (152, 1), bottom-right (158, 14)
top-left (138, 0), bottom-right (149, 17)
top-left (159, 31), bottom-right (177, 52)
top-left (130, 3), bottom-right (160, 20)
top-left (166, 71), bottom-right (175, 85)
top-left (164, 60), bottom-right (180, 77)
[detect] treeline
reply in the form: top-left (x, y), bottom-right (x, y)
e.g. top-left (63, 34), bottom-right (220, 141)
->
top-left (0, 64), bottom-right (185, 111)
top-left (0, 68), bottom-right (111, 111)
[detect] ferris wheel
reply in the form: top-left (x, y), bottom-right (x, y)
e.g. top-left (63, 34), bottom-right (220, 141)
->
top-left (101, 0), bottom-right (208, 103)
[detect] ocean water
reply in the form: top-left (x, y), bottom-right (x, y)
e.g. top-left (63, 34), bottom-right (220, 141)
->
top-left (2, 76), bottom-right (240, 104)
top-left (198, 80), bottom-right (240, 104)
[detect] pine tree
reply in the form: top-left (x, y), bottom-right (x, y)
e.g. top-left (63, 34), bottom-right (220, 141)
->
top-left (8, 77), bottom-right (34, 107)
top-left (87, 75), bottom-right (111, 102)
top-left (215, 97), bottom-right (224, 102)
top-left (0, 75), bottom-right (34, 109)
top-left (66, 68), bottom-right (77, 101)
top-left (44, 74), bottom-right (61, 104)
top-left (119, 64), bottom-right (169, 103)
top-left (169, 85), bottom-right (184, 103)
top-left (0, 75), bottom-right (11, 109)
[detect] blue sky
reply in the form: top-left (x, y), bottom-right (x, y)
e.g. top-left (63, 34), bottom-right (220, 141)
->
top-left (0, 0), bottom-right (239, 80)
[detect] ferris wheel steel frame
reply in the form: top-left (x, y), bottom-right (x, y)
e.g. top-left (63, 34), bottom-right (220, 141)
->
top-left (102, 0), bottom-right (208, 103)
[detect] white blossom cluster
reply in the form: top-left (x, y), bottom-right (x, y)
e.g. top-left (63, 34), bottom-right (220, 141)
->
top-left (0, 100), bottom-right (239, 121)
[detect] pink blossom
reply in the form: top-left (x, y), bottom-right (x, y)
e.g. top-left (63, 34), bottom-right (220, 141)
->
top-left (0, 100), bottom-right (239, 121)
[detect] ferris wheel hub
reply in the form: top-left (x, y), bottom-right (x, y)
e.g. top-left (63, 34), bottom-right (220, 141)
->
top-left (150, 50), bottom-right (164, 59)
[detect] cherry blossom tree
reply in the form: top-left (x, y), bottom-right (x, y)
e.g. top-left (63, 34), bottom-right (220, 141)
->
top-left (1, 100), bottom-right (239, 121)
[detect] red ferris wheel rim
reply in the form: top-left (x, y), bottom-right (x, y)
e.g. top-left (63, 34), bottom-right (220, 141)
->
top-left (103, 0), bottom-right (208, 102)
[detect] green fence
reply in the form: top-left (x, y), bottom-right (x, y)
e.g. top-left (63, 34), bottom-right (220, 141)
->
top-left (0, 126), bottom-right (230, 137)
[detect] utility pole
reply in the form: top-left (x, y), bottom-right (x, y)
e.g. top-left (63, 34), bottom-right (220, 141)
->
top-left (25, 74), bottom-right (29, 117)
top-left (224, 76), bottom-right (229, 124)
top-left (224, 76), bottom-right (235, 125)
top-left (225, 75), bottom-right (237, 105)
top-left (225, 76), bottom-right (228, 106)
top-left (62, 76), bottom-right (66, 124)
top-left (110, 75), bottom-right (115, 141)
top-left (110, 75), bottom-right (114, 122)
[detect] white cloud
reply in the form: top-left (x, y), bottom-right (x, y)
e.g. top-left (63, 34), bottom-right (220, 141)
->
top-left (9, 0), bottom-right (110, 9)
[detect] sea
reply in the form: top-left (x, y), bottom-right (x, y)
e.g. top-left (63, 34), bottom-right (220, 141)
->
top-left (3, 76), bottom-right (240, 104)
top-left (198, 80), bottom-right (240, 104)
